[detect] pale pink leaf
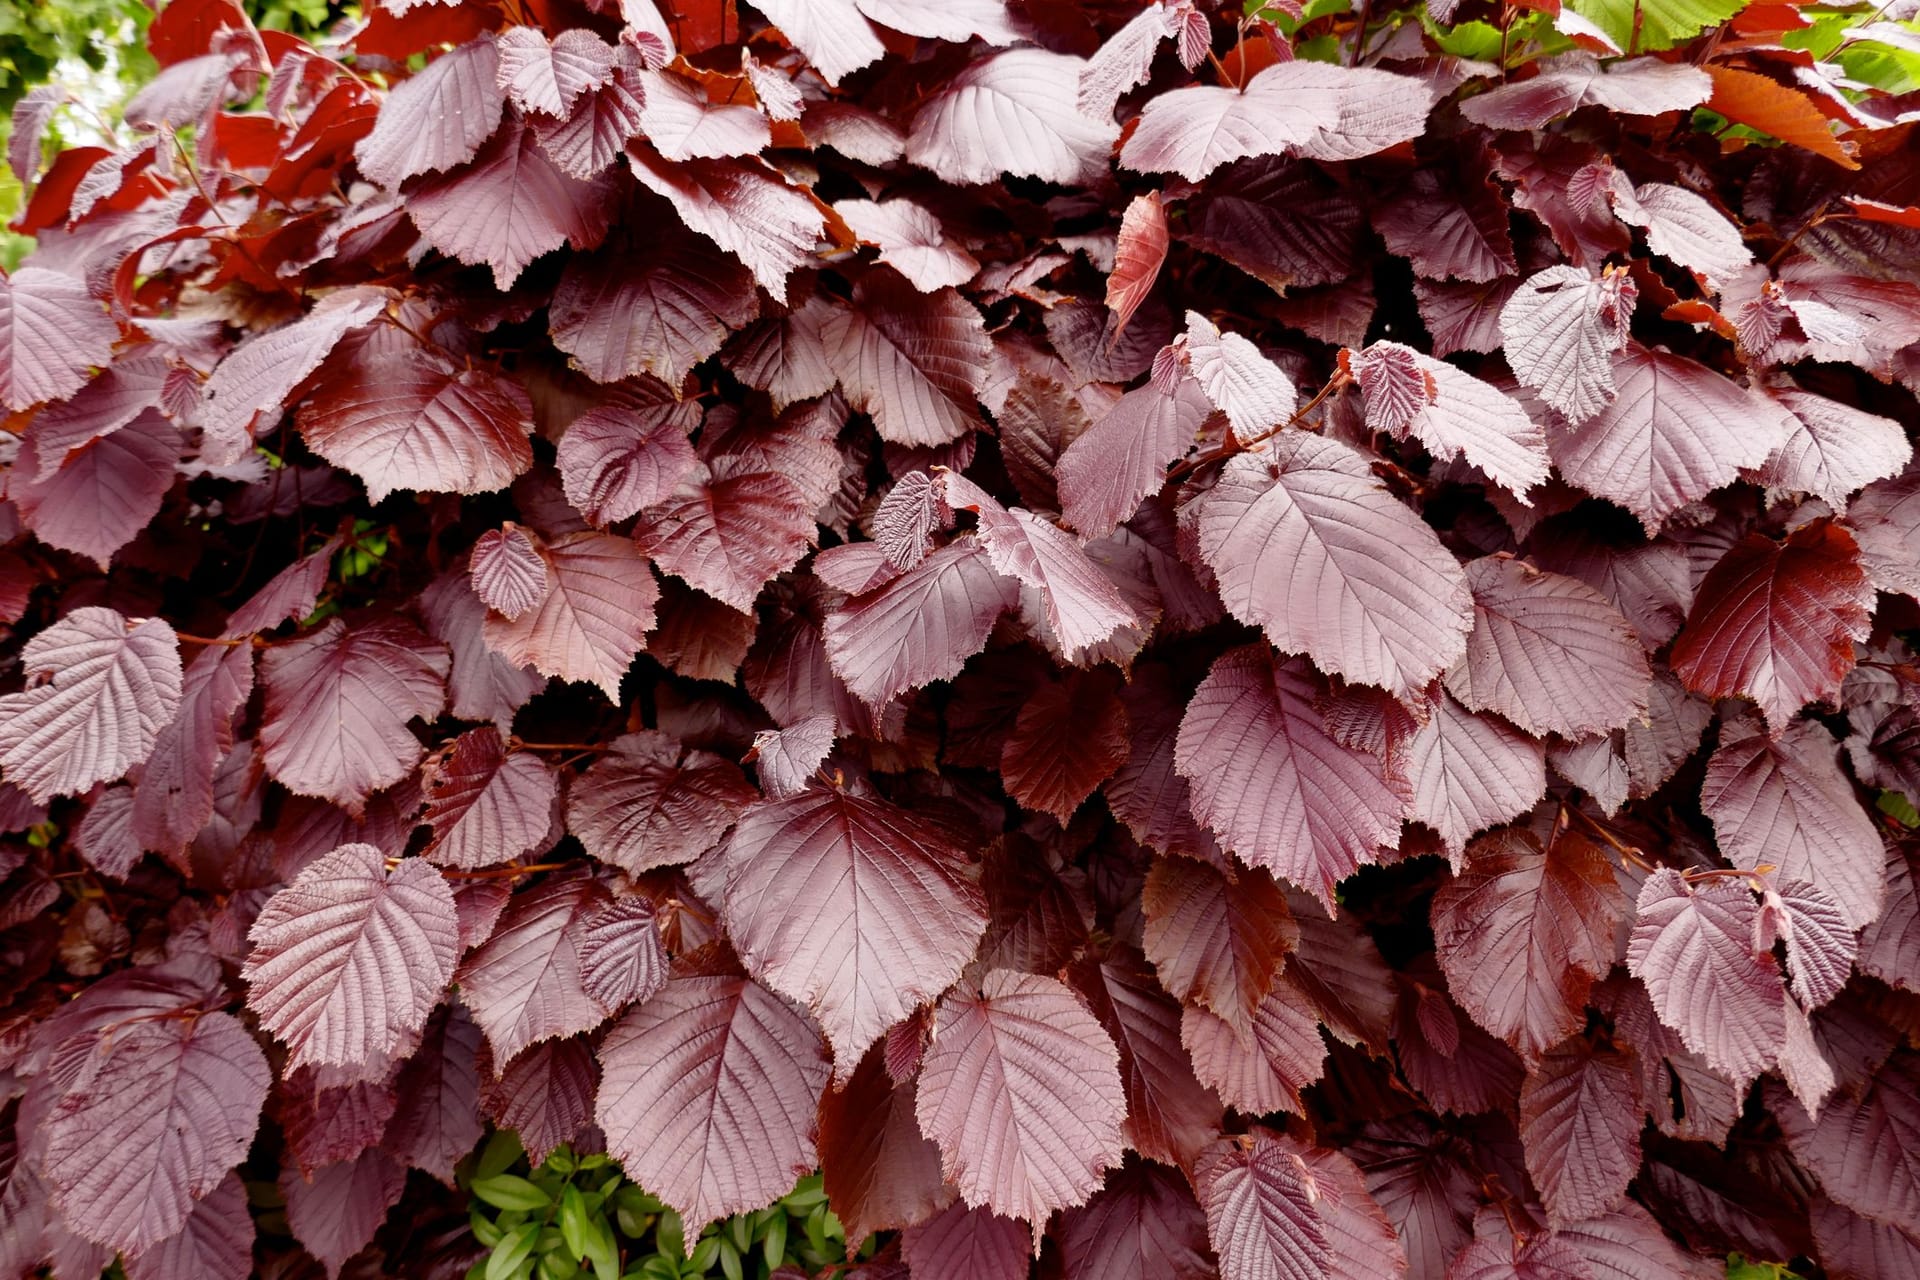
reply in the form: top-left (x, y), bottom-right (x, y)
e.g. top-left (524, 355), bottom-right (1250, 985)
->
top-left (495, 26), bottom-right (614, 118)
top-left (626, 145), bottom-right (822, 303)
top-left (456, 868), bottom-right (613, 1063)
top-left (470, 527), bottom-right (549, 621)
top-left (838, 198), bottom-right (979, 293)
top-left (1193, 1134), bottom-right (1330, 1280)
top-left (745, 0), bottom-right (883, 85)
top-left (1755, 385), bottom-right (1912, 511)
top-left (1184, 311), bottom-right (1296, 440)
top-left (1498, 265), bottom-right (1634, 425)
top-left (1404, 692), bottom-right (1549, 862)
top-left (0, 266), bottom-right (119, 412)
top-left (907, 49), bottom-right (1120, 186)
top-left (823, 273), bottom-right (989, 447)
top-left (1348, 342), bottom-right (1551, 498)
top-left (354, 37), bottom-right (504, 187)
top-left (199, 287), bottom-right (388, 466)
top-left (822, 537), bottom-right (1018, 708)
top-left (1057, 376), bottom-right (1215, 538)
top-left (577, 895), bottom-right (667, 1011)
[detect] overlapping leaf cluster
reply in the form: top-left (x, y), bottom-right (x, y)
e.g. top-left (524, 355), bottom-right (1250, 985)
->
top-left (2, 0), bottom-right (1918, 1276)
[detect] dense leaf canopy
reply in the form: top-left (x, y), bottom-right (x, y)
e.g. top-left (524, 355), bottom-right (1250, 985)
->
top-left (2, 0), bottom-right (1919, 1277)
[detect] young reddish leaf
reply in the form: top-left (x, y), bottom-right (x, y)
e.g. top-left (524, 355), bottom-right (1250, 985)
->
top-left (838, 198), bottom-right (979, 293)
top-left (408, 117), bottom-right (610, 289)
top-left (1701, 714), bottom-right (1884, 930)
top-left (1121, 63), bottom-right (1346, 182)
top-left (199, 287), bottom-right (388, 465)
top-left (1430, 827), bottom-right (1620, 1059)
top-left (41, 1013), bottom-right (270, 1254)
top-left (1346, 343), bottom-right (1551, 499)
top-left (625, 144), bottom-right (823, 303)
top-left (495, 27), bottom-right (614, 118)
top-left (1183, 311), bottom-right (1296, 440)
top-left (1403, 692), bottom-right (1549, 863)
top-left (818, 1045), bottom-right (954, 1246)
top-left (298, 351), bottom-right (534, 502)
top-left (1107, 193), bottom-right (1168, 338)
top-left (720, 787), bottom-right (989, 1081)
top-left (1461, 53), bottom-right (1712, 129)
top-left (873, 471), bottom-right (943, 570)
top-left (555, 398), bottom-right (701, 527)
top-left (823, 274), bottom-right (989, 447)
top-left (823, 537), bottom-right (1018, 708)
top-left (1556, 344), bottom-right (1796, 530)
top-left (916, 970), bottom-right (1125, 1232)
top-left (567, 729), bottom-right (758, 873)
top-left (1176, 646), bottom-right (1408, 906)
top-left (482, 531), bottom-right (659, 698)
top-left (1142, 854), bottom-right (1295, 1039)
top-left (1755, 385), bottom-right (1911, 510)
top-left (906, 49), bottom-right (1119, 186)
top-left (1705, 64), bottom-right (1860, 170)
top-left (1671, 522), bottom-right (1873, 731)
top-left (1068, 945), bottom-right (1224, 1169)
top-left (1000, 670), bottom-right (1129, 823)
top-left (280, 1148), bottom-right (405, 1280)
top-left (1182, 978), bottom-right (1329, 1115)
top-left (243, 843), bottom-right (459, 1071)
top-left (1057, 1156), bottom-right (1216, 1280)
top-left (746, 0), bottom-right (883, 85)
top-left (597, 975), bottom-right (830, 1236)
top-left (1628, 869), bottom-right (1786, 1088)
top-left (0, 608), bottom-right (182, 804)
top-left (354, 37), bottom-right (504, 187)
top-left (481, 1036), bottom-right (598, 1165)
top-left (1057, 376), bottom-right (1215, 538)
top-left (1193, 1133), bottom-right (1330, 1280)
top-left (1498, 265), bottom-right (1634, 425)
top-left (550, 232), bottom-right (756, 388)
top-left (630, 463), bottom-right (816, 611)
top-left (578, 895), bottom-right (668, 1012)
top-left (122, 1171), bottom-right (253, 1280)
top-left (748, 716), bottom-right (837, 798)
top-left (420, 727), bottom-right (558, 869)
top-left (1445, 555), bottom-right (1652, 738)
top-left (0, 266), bottom-right (119, 412)
top-left (381, 1002), bottom-right (484, 1183)
top-left (902, 1203), bottom-right (1029, 1280)
top-left (1196, 437), bottom-right (1473, 701)
top-left (1519, 1040), bottom-right (1642, 1224)
top-left (259, 616), bottom-right (449, 813)
top-left (455, 868), bottom-right (612, 1063)
top-left (469, 526), bottom-right (548, 620)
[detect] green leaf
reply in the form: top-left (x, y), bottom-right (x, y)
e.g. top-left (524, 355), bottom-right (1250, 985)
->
top-left (474, 1175), bottom-right (554, 1213)
top-left (718, 1238), bottom-right (743, 1280)
top-left (656, 1210), bottom-right (685, 1262)
top-left (686, 1236), bottom-right (719, 1272)
top-left (549, 1146), bottom-right (577, 1176)
top-left (476, 1132), bottom-right (526, 1181)
top-left (1881, 790), bottom-right (1920, 828)
top-left (782, 1177), bottom-right (828, 1209)
top-left (1565, 0), bottom-right (1743, 51)
top-left (560, 1186), bottom-right (593, 1261)
top-left (728, 1214), bottom-right (751, 1254)
top-left (472, 1209), bottom-right (505, 1249)
top-left (763, 1213), bottom-right (786, 1269)
top-left (487, 1224), bottom-right (540, 1280)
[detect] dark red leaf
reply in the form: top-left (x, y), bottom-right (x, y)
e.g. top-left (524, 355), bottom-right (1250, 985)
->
top-left (480, 1036), bottom-right (598, 1165)
top-left (455, 867), bottom-right (613, 1064)
top-left (818, 1043), bottom-right (953, 1246)
top-left (567, 729), bottom-right (758, 873)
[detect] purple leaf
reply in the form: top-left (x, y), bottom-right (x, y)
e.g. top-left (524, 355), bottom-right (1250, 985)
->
top-left (625, 145), bottom-right (823, 304)
top-left (280, 1148), bottom-right (405, 1280)
top-left (13, 409), bottom-right (181, 568)
top-left (817, 1044), bottom-right (953, 1246)
top-left (901, 1202), bottom-right (1029, 1280)
top-left (481, 531), bottom-right (659, 699)
top-left (1755, 384), bottom-right (1912, 510)
top-left (42, 1012), bottom-right (270, 1254)
top-left (421, 727), bottom-right (559, 869)
top-left (298, 350), bottom-right (534, 502)
top-left (259, 616), bottom-right (449, 813)
top-left (1057, 376), bottom-right (1215, 538)
top-left (354, 36), bottom-right (503, 187)
top-left (199, 287), bottom-right (388, 465)
top-left (1628, 868), bottom-right (1786, 1089)
top-left (420, 565), bottom-right (546, 731)
top-left (550, 232), bottom-right (757, 387)
top-left (0, 266), bottom-right (119, 412)
top-left (1703, 713), bottom-right (1883, 932)
top-left (907, 49), bottom-right (1119, 186)
top-left (1430, 827), bottom-right (1620, 1059)
top-left (495, 26), bottom-right (614, 118)
top-left (823, 273), bottom-right (989, 447)
top-left (748, 715), bottom-right (837, 798)
top-left (822, 536), bottom-right (1018, 708)
top-left (1404, 691), bottom-right (1548, 863)
top-left (596, 974), bottom-right (830, 1235)
top-left (917, 969), bottom-right (1125, 1233)
top-left (224, 537), bottom-right (341, 636)
top-left (630, 462), bottom-right (816, 611)
top-left (0, 607), bottom-right (182, 803)
top-left (556, 399), bottom-right (702, 528)
top-left (577, 894), bottom-right (667, 1011)
top-left (1460, 54), bottom-right (1711, 129)
top-left (1498, 265), bottom-right (1635, 425)
top-left (1142, 853), bottom-right (1296, 1040)
top-left (1057, 1156), bottom-right (1216, 1280)
top-left (720, 787), bottom-right (989, 1082)
top-left (1182, 978), bottom-right (1328, 1115)
top-left (1347, 342), bottom-right (1550, 498)
top-left (455, 867), bottom-right (613, 1064)
top-left (481, 1036), bottom-right (598, 1165)
top-left (1193, 1133), bottom-right (1329, 1280)
top-left (567, 729), bottom-right (758, 873)
top-left (1519, 1040), bottom-right (1642, 1224)
top-left (244, 842), bottom-right (460, 1071)
top-left (123, 1171), bottom-right (253, 1280)
top-left (1194, 435), bottom-right (1473, 700)
top-left (1175, 645), bottom-right (1409, 906)
top-left (469, 526), bottom-right (549, 621)
top-left (1445, 555), bottom-right (1651, 738)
